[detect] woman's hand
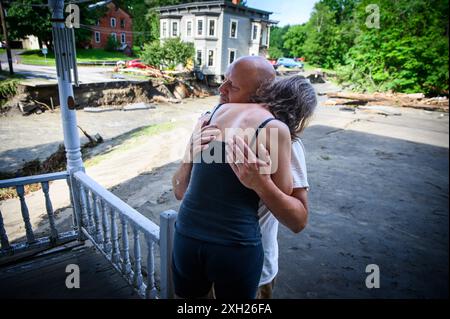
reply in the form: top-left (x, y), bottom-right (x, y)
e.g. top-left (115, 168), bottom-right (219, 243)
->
top-left (226, 135), bottom-right (272, 192)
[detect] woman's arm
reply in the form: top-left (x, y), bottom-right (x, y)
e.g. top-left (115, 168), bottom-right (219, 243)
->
top-left (227, 121), bottom-right (293, 196)
top-left (260, 120), bottom-right (293, 195)
top-left (226, 138), bottom-right (308, 233)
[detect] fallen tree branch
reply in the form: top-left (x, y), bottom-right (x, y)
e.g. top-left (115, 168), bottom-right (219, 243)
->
top-left (325, 91), bottom-right (448, 112)
top-left (31, 99), bottom-right (53, 112)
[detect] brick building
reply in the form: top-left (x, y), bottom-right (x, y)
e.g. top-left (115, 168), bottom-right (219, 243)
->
top-left (89, 0), bottom-right (133, 49)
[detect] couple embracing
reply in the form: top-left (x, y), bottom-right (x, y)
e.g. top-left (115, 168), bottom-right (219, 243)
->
top-left (171, 56), bottom-right (317, 299)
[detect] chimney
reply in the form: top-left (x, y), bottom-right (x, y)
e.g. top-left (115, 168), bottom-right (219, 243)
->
top-left (232, 0), bottom-right (241, 5)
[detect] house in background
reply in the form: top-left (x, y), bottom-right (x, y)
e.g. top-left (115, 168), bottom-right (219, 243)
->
top-left (157, 0), bottom-right (276, 80)
top-left (21, 35), bottom-right (40, 50)
top-left (89, 0), bottom-right (133, 51)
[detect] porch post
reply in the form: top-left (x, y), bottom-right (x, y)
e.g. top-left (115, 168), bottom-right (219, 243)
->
top-left (48, 0), bottom-right (84, 175)
top-left (49, 0), bottom-right (84, 240)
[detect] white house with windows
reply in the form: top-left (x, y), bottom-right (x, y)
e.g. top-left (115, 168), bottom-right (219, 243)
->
top-left (157, 0), bottom-right (276, 79)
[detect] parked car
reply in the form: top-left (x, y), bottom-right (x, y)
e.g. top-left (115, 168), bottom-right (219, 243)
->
top-left (276, 57), bottom-right (304, 69)
top-left (125, 59), bottom-right (149, 69)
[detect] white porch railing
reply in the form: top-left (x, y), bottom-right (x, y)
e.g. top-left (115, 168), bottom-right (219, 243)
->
top-left (71, 171), bottom-right (177, 299)
top-left (0, 170), bottom-right (178, 299)
top-left (0, 172), bottom-right (78, 258)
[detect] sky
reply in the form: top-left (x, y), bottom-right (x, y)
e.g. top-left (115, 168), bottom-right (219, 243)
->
top-left (246, 0), bottom-right (320, 26)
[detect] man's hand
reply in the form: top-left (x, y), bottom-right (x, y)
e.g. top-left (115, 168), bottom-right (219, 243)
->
top-left (183, 113), bottom-right (221, 163)
top-left (226, 135), bottom-right (272, 191)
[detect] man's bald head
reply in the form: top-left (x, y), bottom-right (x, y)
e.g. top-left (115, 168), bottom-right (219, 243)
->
top-left (219, 56), bottom-right (276, 104)
top-left (231, 56), bottom-right (276, 89)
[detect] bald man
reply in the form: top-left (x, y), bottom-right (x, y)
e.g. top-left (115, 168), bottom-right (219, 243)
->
top-left (172, 56), bottom-right (309, 299)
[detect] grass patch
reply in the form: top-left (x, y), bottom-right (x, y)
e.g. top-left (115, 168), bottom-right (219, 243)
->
top-left (84, 122), bottom-right (176, 167)
top-left (18, 48), bottom-right (135, 65)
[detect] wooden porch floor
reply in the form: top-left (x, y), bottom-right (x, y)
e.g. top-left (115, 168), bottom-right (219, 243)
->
top-left (0, 241), bottom-right (139, 299)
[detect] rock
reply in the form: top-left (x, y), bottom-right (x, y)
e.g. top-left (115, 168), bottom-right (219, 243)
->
top-left (307, 73), bottom-right (326, 83)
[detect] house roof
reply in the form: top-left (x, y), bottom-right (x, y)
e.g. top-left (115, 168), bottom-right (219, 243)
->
top-left (156, 0), bottom-right (273, 16)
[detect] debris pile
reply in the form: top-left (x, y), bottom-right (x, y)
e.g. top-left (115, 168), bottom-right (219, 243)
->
top-left (324, 92), bottom-right (449, 112)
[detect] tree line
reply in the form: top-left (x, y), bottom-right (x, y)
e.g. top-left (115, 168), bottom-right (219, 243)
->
top-left (270, 0), bottom-right (448, 95)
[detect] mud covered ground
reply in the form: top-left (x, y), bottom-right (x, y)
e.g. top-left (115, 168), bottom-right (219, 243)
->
top-left (1, 83), bottom-right (448, 298)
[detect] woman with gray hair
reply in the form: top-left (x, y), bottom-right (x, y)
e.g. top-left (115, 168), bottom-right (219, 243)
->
top-left (172, 75), bottom-right (317, 299)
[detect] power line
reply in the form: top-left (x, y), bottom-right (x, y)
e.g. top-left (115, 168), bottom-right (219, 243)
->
top-left (4, 0), bottom-right (98, 8)
top-left (79, 24), bottom-right (154, 35)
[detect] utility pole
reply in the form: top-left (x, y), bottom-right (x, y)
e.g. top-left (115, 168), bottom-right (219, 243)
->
top-left (0, 0), bottom-right (13, 75)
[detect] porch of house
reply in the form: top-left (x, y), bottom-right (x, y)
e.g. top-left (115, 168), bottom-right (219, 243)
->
top-left (0, 170), bottom-right (177, 299)
top-left (0, 0), bottom-right (177, 299)
top-left (0, 241), bottom-right (138, 299)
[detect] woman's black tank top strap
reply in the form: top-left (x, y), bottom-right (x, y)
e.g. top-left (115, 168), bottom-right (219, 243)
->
top-left (206, 103), bottom-right (225, 125)
top-left (249, 117), bottom-right (277, 147)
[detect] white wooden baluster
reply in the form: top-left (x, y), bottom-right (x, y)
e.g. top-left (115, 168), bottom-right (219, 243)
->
top-left (41, 181), bottom-right (58, 241)
top-left (101, 199), bottom-right (112, 255)
top-left (133, 227), bottom-right (144, 294)
top-left (91, 192), bottom-right (104, 245)
top-left (85, 188), bottom-right (95, 231)
top-left (110, 209), bottom-right (121, 266)
top-left (80, 185), bottom-right (94, 232)
top-left (16, 185), bottom-right (35, 243)
top-left (78, 184), bottom-right (90, 229)
top-left (120, 217), bottom-right (132, 276)
top-left (0, 208), bottom-right (11, 250)
top-left (145, 235), bottom-right (157, 299)
top-left (66, 177), bottom-right (77, 230)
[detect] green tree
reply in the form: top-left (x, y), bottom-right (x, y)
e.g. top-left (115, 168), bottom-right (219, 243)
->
top-left (269, 25), bottom-right (290, 56)
top-left (105, 35), bottom-right (119, 51)
top-left (282, 0), bottom-right (358, 68)
top-left (6, 0), bottom-right (52, 48)
top-left (140, 37), bottom-right (194, 69)
top-left (139, 40), bottom-right (165, 66)
top-left (5, 0), bottom-right (106, 49)
top-left (283, 24), bottom-right (308, 58)
top-left (268, 47), bottom-right (283, 59)
top-left (338, 0), bottom-right (449, 95)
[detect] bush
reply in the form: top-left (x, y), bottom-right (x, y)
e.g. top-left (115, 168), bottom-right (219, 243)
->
top-left (268, 47), bottom-right (283, 60)
top-left (139, 41), bottom-right (165, 67)
top-left (139, 38), bottom-right (195, 70)
top-left (105, 35), bottom-right (119, 52)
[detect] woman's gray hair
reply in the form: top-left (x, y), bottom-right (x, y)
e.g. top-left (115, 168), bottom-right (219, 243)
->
top-left (251, 75), bottom-right (317, 140)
